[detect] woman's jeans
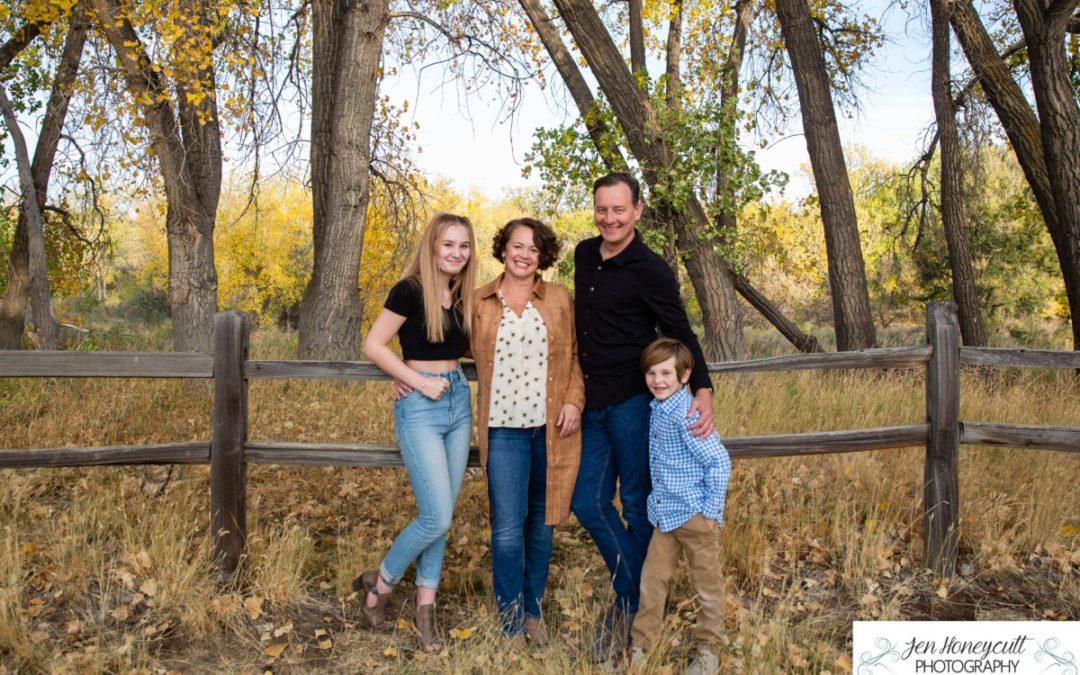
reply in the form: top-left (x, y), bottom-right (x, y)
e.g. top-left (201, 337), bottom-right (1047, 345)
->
top-left (380, 367), bottom-right (471, 590)
top-left (487, 425), bottom-right (552, 636)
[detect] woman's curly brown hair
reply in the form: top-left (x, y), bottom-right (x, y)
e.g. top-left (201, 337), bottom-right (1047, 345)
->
top-left (491, 217), bottom-right (561, 271)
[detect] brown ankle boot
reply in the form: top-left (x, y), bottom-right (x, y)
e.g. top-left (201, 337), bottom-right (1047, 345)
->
top-left (354, 570), bottom-right (393, 630)
top-left (524, 617), bottom-right (549, 647)
top-left (412, 597), bottom-right (443, 653)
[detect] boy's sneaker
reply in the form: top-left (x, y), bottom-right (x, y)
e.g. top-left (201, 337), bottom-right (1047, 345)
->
top-left (628, 646), bottom-right (647, 669)
top-left (685, 648), bottom-right (720, 675)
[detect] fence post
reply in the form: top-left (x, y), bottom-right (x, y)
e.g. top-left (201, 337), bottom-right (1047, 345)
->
top-left (924, 302), bottom-right (959, 577)
top-left (211, 311), bottom-right (250, 579)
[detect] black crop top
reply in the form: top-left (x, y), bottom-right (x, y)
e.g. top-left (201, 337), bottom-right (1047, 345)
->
top-left (384, 277), bottom-right (467, 361)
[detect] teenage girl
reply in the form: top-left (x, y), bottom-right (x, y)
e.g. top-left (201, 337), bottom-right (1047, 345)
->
top-left (355, 212), bottom-right (477, 653)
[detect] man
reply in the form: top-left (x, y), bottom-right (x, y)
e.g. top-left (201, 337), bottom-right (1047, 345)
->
top-left (572, 172), bottom-right (715, 660)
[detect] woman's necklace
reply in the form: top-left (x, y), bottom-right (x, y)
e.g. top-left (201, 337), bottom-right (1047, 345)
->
top-left (499, 282), bottom-right (532, 314)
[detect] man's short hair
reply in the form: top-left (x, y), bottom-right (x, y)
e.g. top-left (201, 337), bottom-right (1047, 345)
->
top-left (641, 337), bottom-right (694, 379)
top-left (593, 172), bottom-right (642, 204)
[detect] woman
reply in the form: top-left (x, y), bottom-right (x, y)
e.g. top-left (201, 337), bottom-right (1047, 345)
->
top-left (356, 212), bottom-right (477, 653)
top-left (471, 217), bottom-right (585, 645)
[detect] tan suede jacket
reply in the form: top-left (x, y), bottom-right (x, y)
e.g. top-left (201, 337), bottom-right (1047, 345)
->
top-left (471, 274), bottom-right (586, 525)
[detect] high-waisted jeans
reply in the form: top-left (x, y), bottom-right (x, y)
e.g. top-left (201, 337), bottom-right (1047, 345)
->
top-left (379, 367), bottom-right (471, 590)
top-left (486, 425), bottom-right (552, 636)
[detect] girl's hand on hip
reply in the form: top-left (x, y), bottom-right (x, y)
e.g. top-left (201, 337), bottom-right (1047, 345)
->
top-left (418, 376), bottom-right (449, 400)
top-left (556, 403), bottom-right (581, 437)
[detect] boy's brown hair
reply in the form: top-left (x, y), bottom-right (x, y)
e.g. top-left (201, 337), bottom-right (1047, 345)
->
top-left (640, 337), bottom-right (694, 379)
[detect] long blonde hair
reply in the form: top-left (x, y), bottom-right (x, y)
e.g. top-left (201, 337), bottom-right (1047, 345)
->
top-left (401, 212), bottom-right (476, 342)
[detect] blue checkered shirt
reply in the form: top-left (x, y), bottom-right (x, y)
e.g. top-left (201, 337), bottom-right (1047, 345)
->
top-left (647, 387), bottom-right (732, 533)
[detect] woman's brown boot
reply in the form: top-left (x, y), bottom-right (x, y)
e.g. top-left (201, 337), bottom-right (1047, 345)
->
top-left (412, 596), bottom-right (443, 653)
top-left (353, 570), bottom-right (394, 630)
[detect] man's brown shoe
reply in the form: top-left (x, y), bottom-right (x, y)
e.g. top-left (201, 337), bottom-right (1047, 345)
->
top-left (524, 617), bottom-right (549, 647)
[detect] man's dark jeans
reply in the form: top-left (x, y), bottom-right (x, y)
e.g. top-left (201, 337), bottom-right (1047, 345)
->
top-left (571, 392), bottom-right (653, 613)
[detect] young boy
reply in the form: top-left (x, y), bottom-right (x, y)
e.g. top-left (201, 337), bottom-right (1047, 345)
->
top-left (628, 337), bottom-right (731, 675)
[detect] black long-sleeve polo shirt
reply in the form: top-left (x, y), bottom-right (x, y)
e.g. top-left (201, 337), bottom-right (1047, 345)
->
top-left (574, 231), bottom-right (712, 409)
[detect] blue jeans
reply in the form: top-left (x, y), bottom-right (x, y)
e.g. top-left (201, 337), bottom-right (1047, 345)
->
top-left (570, 392), bottom-right (652, 613)
top-left (486, 425), bottom-right (553, 636)
top-left (380, 367), bottom-right (471, 589)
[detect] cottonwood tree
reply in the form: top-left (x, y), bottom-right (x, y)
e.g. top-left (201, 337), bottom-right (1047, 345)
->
top-left (297, 0), bottom-right (390, 360)
top-left (519, 0), bottom-right (889, 355)
top-left (520, 0), bottom-right (750, 360)
top-left (947, 0), bottom-right (1080, 348)
top-left (298, 1), bottom-right (535, 359)
top-left (0, 6), bottom-right (78, 348)
top-left (929, 0), bottom-right (985, 345)
top-left (774, 0), bottom-right (876, 350)
top-left (0, 2), bottom-right (110, 350)
top-left (0, 78), bottom-right (60, 348)
top-left (87, 0), bottom-right (226, 352)
top-left (683, 0), bottom-right (825, 353)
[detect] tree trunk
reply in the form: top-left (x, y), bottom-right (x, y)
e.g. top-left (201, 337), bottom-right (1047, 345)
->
top-left (1013, 0), bottom-right (1080, 350)
top-left (681, 200), bottom-right (746, 360)
top-left (0, 16), bottom-right (69, 349)
top-left (664, 0), bottom-right (682, 109)
top-left (732, 275), bottom-right (823, 352)
top-left (0, 84), bottom-right (58, 348)
top-left (628, 0), bottom-right (646, 78)
top-left (92, 0), bottom-right (220, 352)
top-left (298, 0), bottom-right (389, 360)
top-left (947, 0), bottom-right (1057, 227)
top-left (516, 0), bottom-right (628, 169)
top-left (774, 0), bottom-right (876, 350)
top-left (662, 2), bottom-right (745, 361)
top-left (715, 0), bottom-right (751, 235)
top-left (931, 0), bottom-right (985, 346)
top-left (947, 0), bottom-right (1080, 349)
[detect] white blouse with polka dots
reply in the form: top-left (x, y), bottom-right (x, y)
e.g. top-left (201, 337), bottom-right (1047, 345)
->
top-left (487, 295), bottom-right (548, 428)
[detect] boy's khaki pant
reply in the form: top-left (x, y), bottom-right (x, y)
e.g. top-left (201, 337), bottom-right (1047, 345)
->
top-left (630, 513), bottom-right (725, 652)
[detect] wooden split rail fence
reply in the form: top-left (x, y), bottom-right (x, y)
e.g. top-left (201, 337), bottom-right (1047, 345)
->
top-left (2, 302), bottom-right (1079, 579)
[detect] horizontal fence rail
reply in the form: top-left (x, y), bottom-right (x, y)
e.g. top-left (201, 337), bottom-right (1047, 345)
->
top-left (245, 441), bottom-right (424, 467)
top-left (0, 351), bottom-right (213, 378)
top-left (725, 425), bottom-right (930, 458)
top-left (2, 303), bottom-right (1078, 579)
top-left (959, 422), bottom-right (1080, 453)
top-left (706, 345), bottom-right (932, 374)
top-left (247, 360), bottom-right (479, 380)
top-left (0, 442), bottom-right (210, 468)
top-left (960, 346), bottom-right (1080, 369)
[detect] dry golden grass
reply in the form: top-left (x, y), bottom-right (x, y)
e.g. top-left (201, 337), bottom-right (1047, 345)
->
top-left (1, 350), bottom-right (1078, 673)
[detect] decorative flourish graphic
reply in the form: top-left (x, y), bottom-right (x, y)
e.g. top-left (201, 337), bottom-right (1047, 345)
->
top-left (858, 637), bottom-right (900, 674)
top-left (1035, 638), bottom-right (1077, 675)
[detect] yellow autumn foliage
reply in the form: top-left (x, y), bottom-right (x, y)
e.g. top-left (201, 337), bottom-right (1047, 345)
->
top-left (118, 177), bottom-right (462, 329)
top-left (214, 178), bottom-right (312, 323)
